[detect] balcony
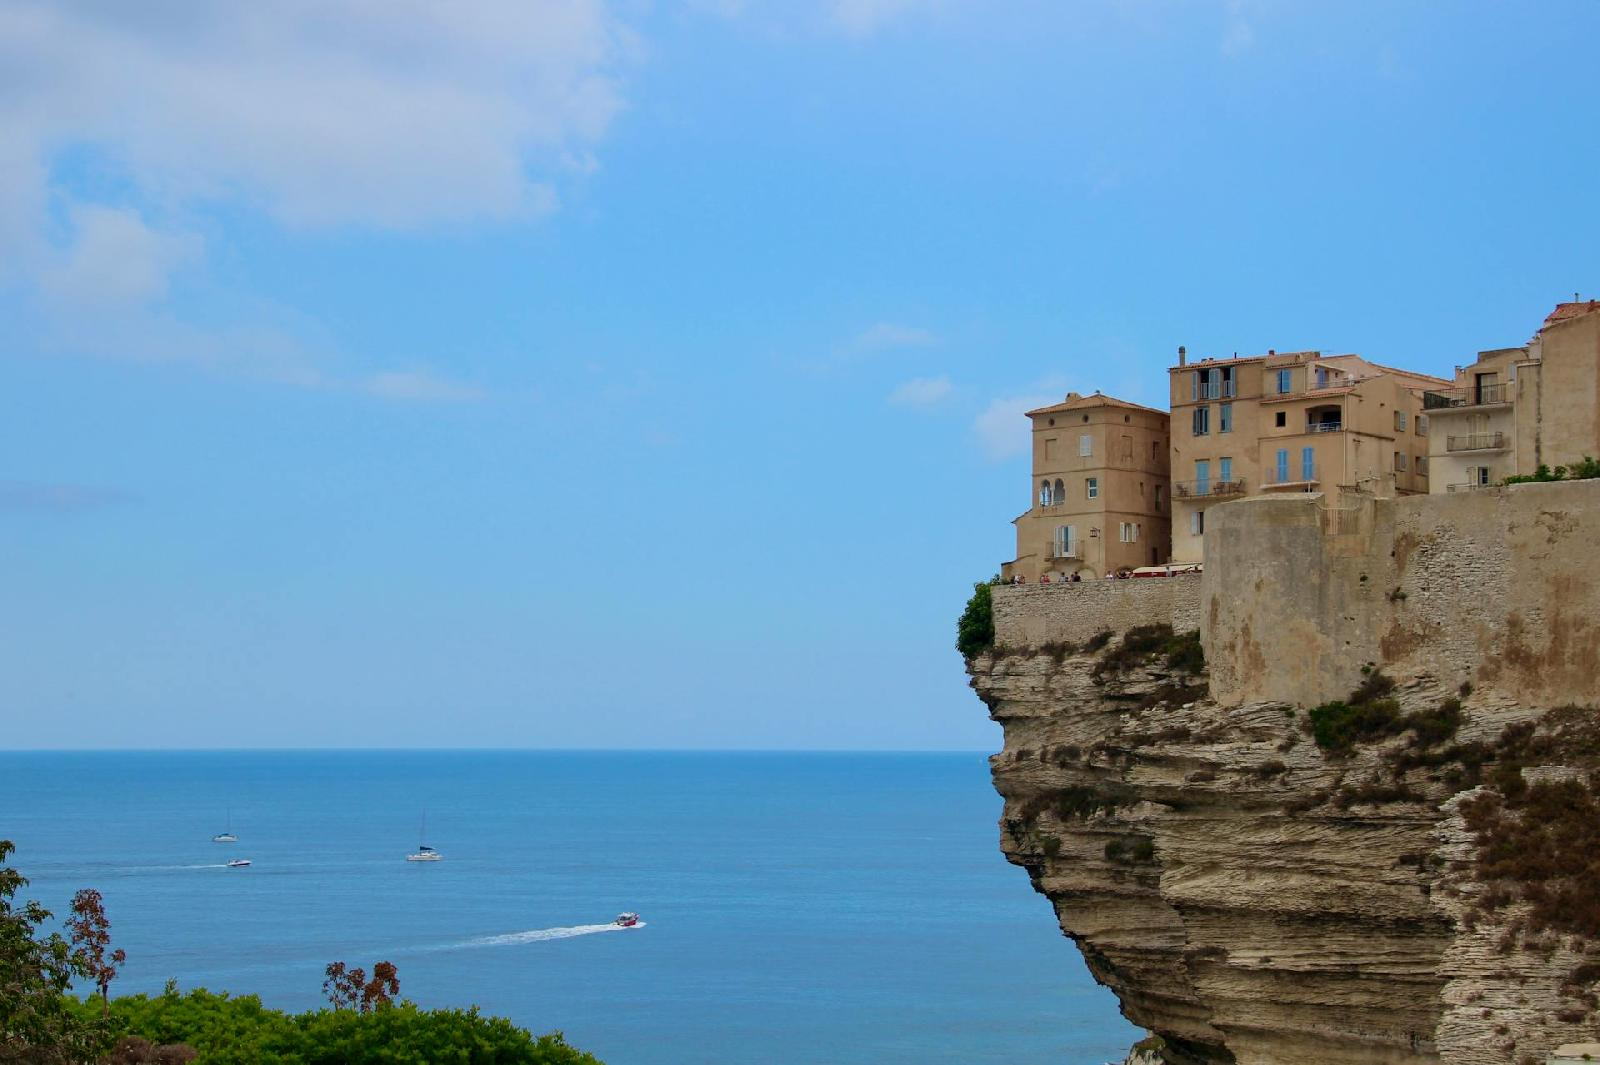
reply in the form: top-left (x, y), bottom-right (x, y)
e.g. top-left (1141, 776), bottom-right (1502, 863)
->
top-left (1445, 432), bottom-right (1508, 452)
top-left (1047, 543), bottom-right (1080, 560)
top-left (1424, 383), bottom-right (1511, 409)
top-left (1263, 469), bottom-right (1319, 490)
top-left (1172, 479), bottom-right (1246, 499)
top-left (1306, 420), bottom-right (1343, 433)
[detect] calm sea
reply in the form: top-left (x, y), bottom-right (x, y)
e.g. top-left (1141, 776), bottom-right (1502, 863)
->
top-left (2, 752), bottom-right (1134, 1064)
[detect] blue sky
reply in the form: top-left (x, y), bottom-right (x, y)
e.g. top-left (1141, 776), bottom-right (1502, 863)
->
top-left (4, 0), bottom-right (1598, 749)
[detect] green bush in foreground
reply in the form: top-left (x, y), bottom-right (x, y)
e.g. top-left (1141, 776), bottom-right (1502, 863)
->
top-left (67, 988), bottom-right (603, 1065)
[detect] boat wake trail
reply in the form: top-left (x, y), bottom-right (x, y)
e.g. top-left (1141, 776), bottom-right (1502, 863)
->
top-left (450, 922), bottom-right (646, 950)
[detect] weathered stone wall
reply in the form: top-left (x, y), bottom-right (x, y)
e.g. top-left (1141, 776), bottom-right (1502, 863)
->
top-left (992, 576), bottom-right (1203, 648)
top-left (1203, 480), bottom-right (1600, 708)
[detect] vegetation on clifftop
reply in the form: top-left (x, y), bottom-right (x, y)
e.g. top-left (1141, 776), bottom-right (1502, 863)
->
top-left (1503, 456), bottom-right (1600, 484)
top-left (956, 579), bottom-right (996, 659)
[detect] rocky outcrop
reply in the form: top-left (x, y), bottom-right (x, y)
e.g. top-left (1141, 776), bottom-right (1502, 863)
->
top-left (971, 632), bottom-right (1600, 1065)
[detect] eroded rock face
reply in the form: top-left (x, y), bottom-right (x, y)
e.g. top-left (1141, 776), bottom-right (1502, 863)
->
top-left (971, 639), bottom-right (1600, 1065)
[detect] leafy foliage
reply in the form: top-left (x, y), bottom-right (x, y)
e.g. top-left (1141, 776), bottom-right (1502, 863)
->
top-left (955, 580), bottom-right (995, 659)
top-left (0, 839), bottom-right (110, 1064)
top-left (71, 987), bottom-right (606, 1065)
top-left (67, 888), bottom-right (126, 1016)
top-left (1502, 456), bottom-right (1600, 484)
top-left (1091, 625), bottom-right (1205, 679)
top-left (322, 961), bottom-right (399, 1013)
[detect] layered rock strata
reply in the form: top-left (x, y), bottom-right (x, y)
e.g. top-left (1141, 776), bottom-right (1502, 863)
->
top-left (971, 638), bottom-right (1600, 1065)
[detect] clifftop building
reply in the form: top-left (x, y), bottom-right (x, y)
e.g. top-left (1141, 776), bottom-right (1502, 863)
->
top-left (1001, 391), bottom-right (1170, 582)
top-left (1167, 348), bottom-right (1447, 562)
top-left (1426, 300), bottom-right (1600, 491)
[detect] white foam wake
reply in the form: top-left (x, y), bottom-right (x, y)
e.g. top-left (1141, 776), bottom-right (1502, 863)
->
top-left (454, 922), bottom-right (646, 949)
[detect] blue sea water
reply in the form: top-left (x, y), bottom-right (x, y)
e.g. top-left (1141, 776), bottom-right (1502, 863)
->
top-left (2, 751), bottom-right (1135, 1064)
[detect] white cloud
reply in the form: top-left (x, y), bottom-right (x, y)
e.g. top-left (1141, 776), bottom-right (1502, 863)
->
top-left (39, 205), bottom-right (199, 309)
top-left (850, 322), bottom-right (939, 352)
top-left (362, 370), bottom-right (487, 403)
top-left (830, 0), bottom-right (931, 38)
top-left (0, 480), bottom-right (136, 514)
top-left (1221, 0), bottom-right (1257, 56)
top-left (0, 1), bottom-right (630, 233)
top-left (888, 375), bottom-right (951, 408)
top-left (972, 391), bottom-right (1060, 461)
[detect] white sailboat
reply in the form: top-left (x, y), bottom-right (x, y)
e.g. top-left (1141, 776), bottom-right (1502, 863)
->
top-left (212, 810), bottom-right (237, 844)
top-left (406, 811), bottom-right (441, 862)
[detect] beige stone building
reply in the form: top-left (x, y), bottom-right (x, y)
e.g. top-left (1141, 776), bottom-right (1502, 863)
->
top-left (1001, 392), bottom-right (1171, 582)
top-left (1427, 301), bottom-right (1600, 491)
top-left (1168, 348), bottom-right (1446, 562)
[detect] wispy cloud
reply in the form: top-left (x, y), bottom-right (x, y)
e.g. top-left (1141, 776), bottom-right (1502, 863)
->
top-left (362, 370), bottom-right (487, 403)
top-left (1221, 0), bottom-right (1257, 56)
top-left (0, 480), bottom-right (137, 514)
top-left (972, 385), bottom-right (1065, 461)
top-left (849, 322), bottom-right (939, 352)
top-left (888, 375), bottom-right (952, 408)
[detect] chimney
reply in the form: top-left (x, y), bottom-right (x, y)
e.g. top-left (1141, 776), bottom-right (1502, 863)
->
top-left (1268, 348), bottom-right (1276, 356)
top-left (1177, 345), bottom-right (1187, 367)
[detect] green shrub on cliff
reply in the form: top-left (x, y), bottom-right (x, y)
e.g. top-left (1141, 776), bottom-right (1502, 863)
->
top-left (1503, 456), bottom-right (1600, 484)
top-left (68, 987), bottom-right (604, 1065)
top-left (956, 580), bottom-right (995, 659)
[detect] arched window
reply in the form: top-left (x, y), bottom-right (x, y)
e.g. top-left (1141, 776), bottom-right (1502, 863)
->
top-left (1053, 478), bottom-right (1064, 503)
top-left (1039, 480), bottom-right (1052, 506)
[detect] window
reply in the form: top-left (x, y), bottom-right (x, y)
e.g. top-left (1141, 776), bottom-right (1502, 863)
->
top-left (1039, 480), bottom-right (1052, 506)
top-left (1219, 457), bottom-right (1233, 483)
top-left (1120, 434), bottom-right (1133, 462)
top-left (1394, 451), bottom-right (1407, 472)
top-left (1275, 410), bottom-right (1287, 428)
top-left (1417, 415), bottom-right (1428, 436)
top-left (1054, 525), bottom-right (1074, 557)
top-left (1054, 478), bottom-right (1064, 502)
top-left (1221, 366), bottom-right (1236, 397)
top-left (1219, 403), bottom-right (1233, 433)
top-left (1192, 406), bottom-right (1210, 436)
top-left (1275, 368), bottom-right (1293, 394)
top-left (1301, 446), bottom-right (1314, 482)
top-left (1122, 522), bottom-right (1141, 543)
top-left (1079, 434), bottom-right (1093, 457)
top-left (1191, 509), bottom-right (1205, 535)
top-left (1085, 477), bottom-right (1099, 499)
top-left (1195, 459), bottom-right (1211, 494)
top-left (1416, 455), bottom-right (1428, 475)
top-left (1473, 466), bottom-right (1491, 486)
top-left (1154, 485), bottom-right (1164, 511)
top-left (1152, 441), bottom-right (1161, 461)
top-left (1043, 437), bottom-right (1056, 461)
top-left (1275, 448), bottom-right (1289, 483)
top-left (1395, 410), bottom-right (1408, 432)
top-left (1193, 368), bottom-right (1220, 400)
top-left (1315, 367), bottom-right (1328, 389)
top-left (1138, 481), bottom-right (1145, 496)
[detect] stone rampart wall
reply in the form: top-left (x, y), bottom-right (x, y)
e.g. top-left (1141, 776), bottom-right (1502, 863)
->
top-left (991, 576), bottom-right (1202, 648)
top-left (1203, 480), bottom-right (1600, 708)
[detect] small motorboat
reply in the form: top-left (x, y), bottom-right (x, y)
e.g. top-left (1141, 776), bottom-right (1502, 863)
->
top-left (212, 833), bottom-right (238, 843)
top-left (226, 858), bottom-right (251, 868)
top-left (614, 912), bottom-right (640, 928)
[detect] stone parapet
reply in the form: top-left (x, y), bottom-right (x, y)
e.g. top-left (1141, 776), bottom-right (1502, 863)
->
top-left (991, 576), bottom-right (1202, 648)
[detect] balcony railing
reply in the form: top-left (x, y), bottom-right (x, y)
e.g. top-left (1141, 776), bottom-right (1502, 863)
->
top-left (1047, 543), bottom-right (1080, 560)
top-left (1306, 421), bottom-right (1343, 433)
top-left (1445, 432), bottom-right (1507, 452)
top-left (1424, 383), bottom-right (1511, 409)
top-left (1172, 479), bottom-right (1246, 499)
top-left (1447, 482), bottom-right (1496, 492)
top-left (1264, 469), bottom-right (1319, 487)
